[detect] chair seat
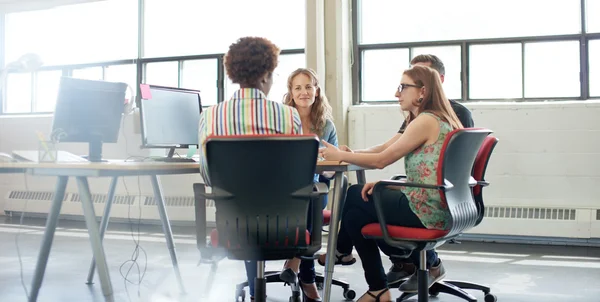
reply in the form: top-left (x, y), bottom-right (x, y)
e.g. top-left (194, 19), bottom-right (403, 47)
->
top-left (323, 210), bottom-right (331, 226)
top-left (361, 223), bottom-right (449, 240)
top-left (210, 228), bottom-right (311, 248)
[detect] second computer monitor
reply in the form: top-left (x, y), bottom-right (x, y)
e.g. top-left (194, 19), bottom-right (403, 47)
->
top-left (139, 85), bottom-right (202, 157)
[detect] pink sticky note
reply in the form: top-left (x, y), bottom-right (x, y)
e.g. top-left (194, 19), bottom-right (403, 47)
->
top-left (140, 84), bottom-right (152, 99)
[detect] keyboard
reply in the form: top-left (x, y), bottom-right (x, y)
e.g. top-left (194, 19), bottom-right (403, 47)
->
top-left (152, 157), bottom-right (197, 163)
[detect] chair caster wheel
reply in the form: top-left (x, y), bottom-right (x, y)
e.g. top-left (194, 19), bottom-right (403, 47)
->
top-left (429, 290), bottom-right (439, 297)
top-left (236, 289), bottom-right (245, 301)
top-left (343, 289), bottom-right (356, 300)
top-left (484, 293), bottom-right (497, 302)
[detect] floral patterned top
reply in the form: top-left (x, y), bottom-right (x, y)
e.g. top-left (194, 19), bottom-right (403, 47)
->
top-left (403, 112), bottom-right (453, 230)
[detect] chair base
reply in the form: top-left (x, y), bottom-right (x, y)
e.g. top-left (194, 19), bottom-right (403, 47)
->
top-left (235, 271), bottom-right (356, 301)
top-left (393, 279), bottom-right (496, 302)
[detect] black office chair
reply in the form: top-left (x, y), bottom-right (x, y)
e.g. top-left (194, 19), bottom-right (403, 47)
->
top-left (194, 134), bottom-right (328, 302)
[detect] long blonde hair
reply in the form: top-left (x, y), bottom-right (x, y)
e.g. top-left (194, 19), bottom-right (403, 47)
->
top-left (283, 68), bottom-right (333, 136)
top-left (403, 65), bottom-right (462, 130)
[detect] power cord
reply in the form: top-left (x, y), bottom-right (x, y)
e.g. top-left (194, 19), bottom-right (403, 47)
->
top-left (15, 172), bottom-right (31, 300)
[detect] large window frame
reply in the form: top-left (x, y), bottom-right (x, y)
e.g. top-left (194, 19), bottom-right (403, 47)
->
top-left (352, 0), bottom-right (600, 104)
top-left (0, 0), bottom-right (304, 115)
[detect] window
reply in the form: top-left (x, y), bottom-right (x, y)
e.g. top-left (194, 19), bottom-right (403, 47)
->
top-left (411, 46), bottom-right (462, 100)
top-left (224, 53), bottom-right (306, 102)
top-left (144, 0), bottom-right (305, 57)
top-left (588, 0), bottom-right (600, 33)
top-left (469, 44), bottom-right (522, 99)
top-left (4, 73), bottom-right (32, 113)
top-left (34, 70), bottom-right (62, 112)
top-left (360, 0), bottom-right (581, 44)
top-left (5, 0), bottom-right (137, 65)
top-left (524, 41), bottom-right (580, 98)
top-left (181, 59), bottom-right (218, 106)
top-left (590, 40), bottom-right (600, 97)
top-left (144, 62), bottom-right (179, 88)
top-left (361, 49), bottom-right (409, 102)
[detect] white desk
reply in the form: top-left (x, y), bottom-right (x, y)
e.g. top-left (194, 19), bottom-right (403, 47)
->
top-left (0, 161), bottom-right (199, 302)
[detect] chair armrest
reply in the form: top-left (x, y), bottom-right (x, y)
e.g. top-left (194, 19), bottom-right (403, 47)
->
top-left (291, 183), bottom-right (329, 199)
top-left (196, 188), bottom-right (235, 200)
top-left (193, 183), bottom-right (209, 252)
top-left (375, 179), bottom-right (454, 191)
top-left (477, 180), bottom-right (489, 187)
top-left (390, 174), bottom-right (407, 180)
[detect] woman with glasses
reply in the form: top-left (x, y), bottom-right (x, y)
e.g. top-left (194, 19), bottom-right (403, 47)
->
top-left (319, 65), bottom-right (462, 302)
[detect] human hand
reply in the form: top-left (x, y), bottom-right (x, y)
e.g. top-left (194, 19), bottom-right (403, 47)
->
top-left (319, 140), bottom-right (344, 161)
top-left (361, 182), bottom-right (376, 201)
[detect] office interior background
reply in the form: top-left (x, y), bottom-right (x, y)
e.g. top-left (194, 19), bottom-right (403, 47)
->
top-left (0, 0), bottom-right (599, 301)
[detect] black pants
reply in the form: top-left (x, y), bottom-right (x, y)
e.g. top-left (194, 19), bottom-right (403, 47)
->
top-left (340, 184), bottom-right (439, 291)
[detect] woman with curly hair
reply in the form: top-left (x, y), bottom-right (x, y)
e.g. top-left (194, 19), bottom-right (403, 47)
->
top-left (277, 68), bottom-right (338, 301)
top-left (198, 36), bottom-right (303, 301)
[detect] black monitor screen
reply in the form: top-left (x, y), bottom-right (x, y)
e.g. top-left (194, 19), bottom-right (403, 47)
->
top-left (51, 77), bottom-right (127, 144)
top-left (139, 85), bottom-right (202, 148)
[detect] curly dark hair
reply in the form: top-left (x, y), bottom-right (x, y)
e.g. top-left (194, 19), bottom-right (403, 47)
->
top-left (224, 37), bottom-right (280, 86)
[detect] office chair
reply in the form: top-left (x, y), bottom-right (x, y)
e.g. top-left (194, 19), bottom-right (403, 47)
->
top-left (194, 134), bottom-right (327, 302)
top-left (361, 128), bottom-right (498, 302)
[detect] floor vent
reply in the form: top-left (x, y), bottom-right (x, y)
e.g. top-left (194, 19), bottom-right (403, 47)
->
top-left (69, 194), bottom-right (135, 205)
top-left (485, 206), bottom-right (576, 221)
top-left (7, 190), bottom-right (65, 201)
top-left (143, 196), bottom-right (197, 207)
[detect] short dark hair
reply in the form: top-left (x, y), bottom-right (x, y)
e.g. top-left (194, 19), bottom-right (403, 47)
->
top-left (224, 37), bottom-right (280, 86)
top-left (410, 54), bottom-right (445, 76)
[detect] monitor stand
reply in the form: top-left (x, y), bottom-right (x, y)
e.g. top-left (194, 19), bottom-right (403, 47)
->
top-left (82, 138), bottom-right (107, 162)
top-left (152, 147), bottom-right (195, 163)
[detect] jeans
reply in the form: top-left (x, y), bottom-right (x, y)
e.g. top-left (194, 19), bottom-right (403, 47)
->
top-left (245, 177), bottom-right (329, 297)
top-left (341, 184), bottom-right (438, 291)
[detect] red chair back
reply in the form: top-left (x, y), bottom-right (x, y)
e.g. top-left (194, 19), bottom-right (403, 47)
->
top-left (472, 136), bottom-right (499, 226)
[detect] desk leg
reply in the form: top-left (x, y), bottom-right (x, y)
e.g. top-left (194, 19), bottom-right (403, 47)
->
top-left (150, 175), bottom-right (186, 294)
top-left (356, 170), bottom-right (366, 185)
top-left (29, 176), bottom-right (68, 302)
top-left (322, 172), bottom-right (347, 302)
top-left (76, 177), bottom-right (113, 298)
top-left (86, 176), bottom-right (118, 284)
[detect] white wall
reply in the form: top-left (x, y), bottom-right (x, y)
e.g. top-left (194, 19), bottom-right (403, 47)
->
top-left (348, 101), bottom-right (600, 239)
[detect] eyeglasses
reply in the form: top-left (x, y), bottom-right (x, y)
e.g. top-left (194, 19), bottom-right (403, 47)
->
top-left (398, 83), bottom-right (423, 93)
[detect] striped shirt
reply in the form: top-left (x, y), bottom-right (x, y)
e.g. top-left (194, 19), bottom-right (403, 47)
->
top-left (198, 88), bottom-right (302, 186)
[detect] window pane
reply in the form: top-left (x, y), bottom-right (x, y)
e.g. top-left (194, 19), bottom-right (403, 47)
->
top-left (411, 46), bottom-right (462, 100)
top-left (144, 62), bottom-right (178, 88)
top-left (469, 44), bottom-right (522, 99)
top-left (590, 40), bottom-right (600, 97)
top-left (5, 0), bottom-right (137, 65)
top-left (105, 64), bottom-right (137, 102)
top-left (268, 54), bottom-right (306, 103)
top-left (224, 54), bottom-right (306, 102)
top-left (524, 41), bottom-right (580, 98)
top-left (72, 67), bottom-right (103, 81)
top-left (361, 49), bottom-right (409, 102)
top-left (587, 0), bottom-right (600, 33)
top-left (181, 59), bottom-right (218, 107)
top-left (5, 73), bottom-right (32, 113)
top-left (360, 0), bottom-right (581, 44)
top-left (35, 71), bottom-right (62, 112)
top-left (144, 0), bottom-right (305, 57)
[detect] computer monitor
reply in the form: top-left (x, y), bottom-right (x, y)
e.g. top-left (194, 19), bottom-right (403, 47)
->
top-left (139, 84), bottom-right (202, 160)
top-left (51, 76), bottom-right (128, 162)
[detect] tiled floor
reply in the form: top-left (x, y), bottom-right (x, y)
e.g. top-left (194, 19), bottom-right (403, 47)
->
top-left (1, 216), bottom-right (599, 302)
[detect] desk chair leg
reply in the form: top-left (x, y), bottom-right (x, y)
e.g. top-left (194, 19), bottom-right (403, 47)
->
top-left (86, 176), bottom-right (118, 284)
top-left (417, 250), bottom-right (429, 302)
top-left (255, 261), bottom-right (267, 302)
top-left (356, 170), bottom-right (366, 185)
top-left (322, 172), bottom-right (347, 302)
top-left (76, 177), bottom-right (114, 298)
top-left (150, 175), bottom-right (186, 294)
top-left (29, 176), bottom-right (68, 302)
